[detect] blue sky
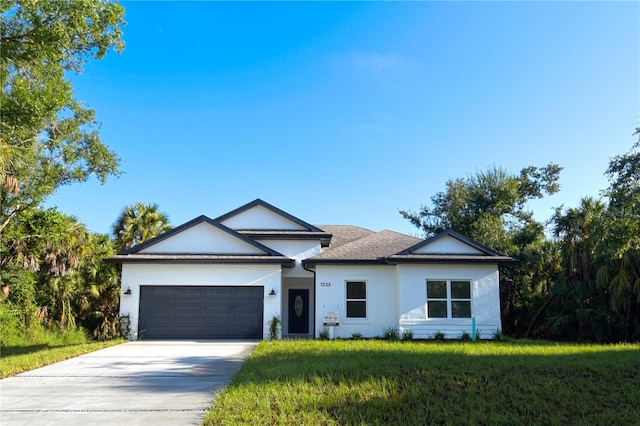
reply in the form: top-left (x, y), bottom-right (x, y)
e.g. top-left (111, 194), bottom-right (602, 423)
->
top-left (48, 1), bottom-right (639, 237)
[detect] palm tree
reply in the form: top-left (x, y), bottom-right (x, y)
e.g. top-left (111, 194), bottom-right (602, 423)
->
top-left (112, 202), bottom-right (171, 252)
top-left (554, 197), bottom-right (605, 284)
top-left (596, 134), bottom-right (640, 342)
top-left (526, 197), bottom-right (607, 340)
top-left (77, 234), bottom-right (122, 339)
top-left (549, 198), bottom-right (610, 340)
top-left (0, 140), bottom-right (22, 235)
top-left (595, 221), bottom-right (640, 342)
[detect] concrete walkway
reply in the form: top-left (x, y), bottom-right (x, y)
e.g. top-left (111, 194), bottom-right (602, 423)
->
top-left (0, 340), bottom-right (257, 426)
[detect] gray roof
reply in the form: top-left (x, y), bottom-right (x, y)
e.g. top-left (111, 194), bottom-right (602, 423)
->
top-left (304, 227), bottom-right (515, 267)
top-left (307, 230), bottom-right (422, 264)
top-left (316, 225), bottom-right (377, 250)
top-left (107, 200), bottom-right (515, 267)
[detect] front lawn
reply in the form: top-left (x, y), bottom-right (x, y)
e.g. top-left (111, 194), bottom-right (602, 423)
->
top-left (204, 339), bottom-right (640, 425)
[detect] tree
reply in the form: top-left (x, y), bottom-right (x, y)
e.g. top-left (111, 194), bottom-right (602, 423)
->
top-left (0, 0), bottom-right (125, 235)
top-left (1, 1), bottom-right (126, 338)
top-left (554, 198), bottom-right (605, 285)
top-left (112, 203), bottom-right (171, 252)
top-left (400, 164), bottom-right (562, 252)
top-left (538, 197), bottom-right (613, 341)
top-left (1, 207), bottom-right (94, 329)
top-left (76, 234), bottom-right (121, 339)
top-left (596, 130), bottom-right (640, 342)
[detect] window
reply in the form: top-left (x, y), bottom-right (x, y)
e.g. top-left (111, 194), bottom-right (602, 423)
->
top-left (426, 280), bottom-right (471, 318)
top-left (346, 281), bottom-right (366, 318)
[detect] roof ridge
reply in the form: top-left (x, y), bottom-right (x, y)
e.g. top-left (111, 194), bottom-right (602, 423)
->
top-left (316, 224), bottom-right (375, 232)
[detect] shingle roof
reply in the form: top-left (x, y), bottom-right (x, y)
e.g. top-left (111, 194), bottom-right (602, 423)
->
top-left (108, 200), bottom-right (515, 267)
top-left (303, 227), bottom-right (515, 266)
top-left (306, 230), bottom-right (422, 264)
top-left (315, 225), bottom-right (376, 250)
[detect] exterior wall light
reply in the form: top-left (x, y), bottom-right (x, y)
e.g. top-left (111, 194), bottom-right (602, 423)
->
top-left (124, 287), bottom-right (132, 295)
top-left (268, 288), bottom-right (276, 296)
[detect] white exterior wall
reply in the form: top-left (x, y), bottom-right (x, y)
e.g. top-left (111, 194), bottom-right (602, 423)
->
top-left (221, 205), bottom-right (307, 230)
top-left (414, 237), bottom-right (483, 254)
top-left (119, 263), bottom-right (282, 340)
top-left (397, 264), bottom-right (501, 339)
top-left (314, 265), bottom-right (397, 339)
top-left (259, 239), bottom-right (320, 278)
top-left (140, 222), bottom-right (265, 254)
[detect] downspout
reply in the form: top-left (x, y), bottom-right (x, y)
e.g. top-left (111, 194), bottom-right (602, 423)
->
top-left (385, 258), bottom-right (401, 337)
top-left (303, 260), bottom-right (317, 338)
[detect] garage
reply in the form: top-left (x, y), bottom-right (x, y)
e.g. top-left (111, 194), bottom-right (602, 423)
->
top-left (138, 286), bottom-right (264, 339)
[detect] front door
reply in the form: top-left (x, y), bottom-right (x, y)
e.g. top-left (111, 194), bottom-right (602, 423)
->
top-left (288, 289), bottom-right (309, 334)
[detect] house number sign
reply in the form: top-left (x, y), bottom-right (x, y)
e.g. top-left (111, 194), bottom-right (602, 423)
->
top-left (320, 282), bottom-right (331, 287)
top-left (323, 311), bottom-right (339, 326)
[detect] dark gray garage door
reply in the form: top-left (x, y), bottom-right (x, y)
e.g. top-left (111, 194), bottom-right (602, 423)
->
top-left (138, 286), bottom-right (264, 339)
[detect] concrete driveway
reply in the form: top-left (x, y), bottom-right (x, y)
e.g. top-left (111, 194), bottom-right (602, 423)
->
top-left (0, 340), bottom-right (257, 426)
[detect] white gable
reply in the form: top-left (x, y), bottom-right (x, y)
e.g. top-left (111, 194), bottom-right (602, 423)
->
top-left (413, 235), bottom-right (484, 255)
top-left (221, 205), bottom-right (308, 230)
top-left (139, 222), bottom-right (267, 254)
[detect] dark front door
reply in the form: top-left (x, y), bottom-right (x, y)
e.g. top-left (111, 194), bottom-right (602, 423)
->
top-left (288, 289), bottom-right (309, 334)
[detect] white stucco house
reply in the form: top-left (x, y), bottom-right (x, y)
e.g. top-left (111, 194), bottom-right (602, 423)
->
top-left (110, 199), bottom-right (514, 340)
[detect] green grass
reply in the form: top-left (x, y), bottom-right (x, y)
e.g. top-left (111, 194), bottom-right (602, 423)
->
top-left (203, 340), bottom-right (640, 425)
top-left (1, 339), bottom-right (125, 378)
top-left (0, 303), bottom-right (125, 378)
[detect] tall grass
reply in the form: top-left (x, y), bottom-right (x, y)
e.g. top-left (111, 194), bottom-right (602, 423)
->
top-left (0, 303), bottom-right (124, 378)
top-left (204, 340), bottom-right (640, 425)
top-left (0, 302), bottom-right (87, 347)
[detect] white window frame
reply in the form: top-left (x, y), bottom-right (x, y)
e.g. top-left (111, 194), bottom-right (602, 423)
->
top-left (426, 279), bottom-right (472, 319)
top-left (345, 280), bottom-right (367, 319)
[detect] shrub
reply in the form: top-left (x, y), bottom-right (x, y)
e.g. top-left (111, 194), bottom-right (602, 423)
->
top-left (268, 315), bottom-right (281, 340)
top-left (401, 328), bottom-right (414, 341)
top-left (460, 331), bottom-right (472, 341)
top-left (318, 328), bottom-right (330, 340)
top-left (433, 331), bottom-right (446, 341)
top-left (492, 328), bottom-right (504, 341)
top-left (0, 303), bottom-right (25, 346)
top-left (119, 314), bottom-right (131, 339)
top-left (383, 327), bottom-right (400, 341)
top-left (351, 332), bottom-right (363, 340)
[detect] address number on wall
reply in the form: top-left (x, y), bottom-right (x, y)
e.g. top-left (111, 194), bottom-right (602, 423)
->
top-left (320, 282), bottom-right (331, 287)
